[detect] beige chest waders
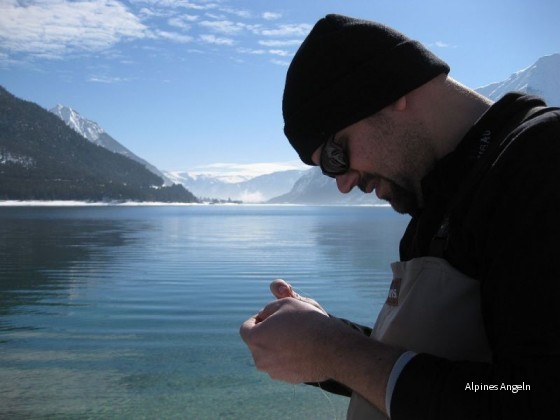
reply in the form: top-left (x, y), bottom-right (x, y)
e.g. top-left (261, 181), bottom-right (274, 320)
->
top-left (347, 257), bottom-right (491, 419)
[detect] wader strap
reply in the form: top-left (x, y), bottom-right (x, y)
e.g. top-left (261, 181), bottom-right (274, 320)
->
top-left (429, 105), bottom-right (550, 257)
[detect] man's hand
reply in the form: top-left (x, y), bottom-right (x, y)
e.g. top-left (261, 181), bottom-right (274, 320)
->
top-left (239, 293), bottom-right (339, 384)
top-left (240, 279), bottom-right (401, 416)
top-left (268, 278), bottom-right (327, 315)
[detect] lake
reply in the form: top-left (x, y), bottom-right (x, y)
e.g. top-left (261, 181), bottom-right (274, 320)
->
top-left (0, 204), bottom-right (409, 419)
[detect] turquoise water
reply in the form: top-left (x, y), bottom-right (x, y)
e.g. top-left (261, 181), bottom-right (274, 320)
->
top-left (0, 205), bottom-right (409, 419)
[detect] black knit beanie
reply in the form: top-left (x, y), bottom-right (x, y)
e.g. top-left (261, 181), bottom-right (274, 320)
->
top-left (282, 14), bottom-right (450, 165)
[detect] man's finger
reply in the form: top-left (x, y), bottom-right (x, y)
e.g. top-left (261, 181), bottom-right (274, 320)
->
top-left (239, 315), bottom-right (259, 343)
top-left (270, 279), bottom-right (328, 315)
top-left (256, 298), bottom-right (287, 322)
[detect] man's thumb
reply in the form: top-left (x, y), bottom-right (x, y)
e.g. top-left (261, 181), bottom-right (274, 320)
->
top-left (270, 279), bottom-right (295, 299)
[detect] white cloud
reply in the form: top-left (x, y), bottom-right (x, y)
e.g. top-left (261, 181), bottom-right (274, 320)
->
top-left (154, 30), bottom-right (194, 43)
top-left (198, 19), bottom-right (245, 34)
top-left (260, 24), bottom-right (312, 37)
top-left (258, 39), bottom-right (302, 47)
top-left (262, 12), bottom-right (282, 21)
top-left (268, 49), bottom-right (290, 57)
top-left (199, 34), bottom-right (235, 46)
top-left (238, 47), bottom-right (291, 59)
top-left (88, 75), bottom-right (131, 83)
top-left (188, 161), bottom-right (308, 180)
top-left (132, 0), bottom-right (218, 11)
top-left (0, 0), bottom-right (148, 58)
top-left (0, 1), bottom-right (310, 66)
top-left (239, 190), bottom-right (266, 203)
top-left (168, 14), bottom-right (198, 30)
top-left (237, 47), bottom-right (266, 55)
top-left (204, 12), bottom-right (227, 20)
top-left (138, 7), bottom-right (159, 18)
top-left (433, 41), bottom-right (456, 48)
top-left (220, 7), bottom-right (251, 18)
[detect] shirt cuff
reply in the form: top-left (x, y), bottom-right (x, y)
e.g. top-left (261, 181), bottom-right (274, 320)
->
top-left (385, 351), bottom-right (417, 418)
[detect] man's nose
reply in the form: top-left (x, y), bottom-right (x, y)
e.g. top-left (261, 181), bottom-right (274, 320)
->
top-left (335, 170), bottom-right (360, 194)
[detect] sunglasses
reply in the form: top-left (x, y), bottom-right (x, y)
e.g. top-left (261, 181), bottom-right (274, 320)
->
top-left (320, 135), bottom-right (349, 178)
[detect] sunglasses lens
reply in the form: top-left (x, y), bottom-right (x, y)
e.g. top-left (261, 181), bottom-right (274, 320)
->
top-left (320, 138), bottom-right (348, 177)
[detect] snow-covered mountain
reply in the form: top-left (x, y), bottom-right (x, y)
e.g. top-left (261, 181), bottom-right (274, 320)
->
top-left (475, 53), bottom-right (560, 106)
top-left (49, 104), bottom-right (302, 202)
top-left (50, 105), bottom-right (173, 186)
top-left (268, 167), bottom-right (385, 205)
top-left (166, 169), bottom-right (306, 203)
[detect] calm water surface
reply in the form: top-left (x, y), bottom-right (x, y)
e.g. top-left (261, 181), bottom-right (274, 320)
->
top-left (0, 205), bottom-right (409, 419)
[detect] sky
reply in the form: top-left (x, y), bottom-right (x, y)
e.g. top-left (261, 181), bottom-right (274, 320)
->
top-left (1, 0), bottom-right (560, 179)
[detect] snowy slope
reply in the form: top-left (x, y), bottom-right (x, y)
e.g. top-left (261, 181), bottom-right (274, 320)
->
top-left (268, 167), bottom-right (385, 205)
top-left (50, 105), bottom-right (173, 186)
top-left (476, 53), bottom-right (560, 106)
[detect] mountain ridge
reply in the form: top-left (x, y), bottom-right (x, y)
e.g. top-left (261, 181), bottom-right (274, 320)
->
top-left (51, 105), bottom-right (173, 186)
top-left (0, 86), bottom-right (197, 203)
top-left (475, 53), bottom-right (560, 105)
top-left (166, 168), bottom-right (306, 203)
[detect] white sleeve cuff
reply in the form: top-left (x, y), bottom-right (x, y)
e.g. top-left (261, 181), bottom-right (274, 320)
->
top-left (385, 351), bottom-right (417, 419)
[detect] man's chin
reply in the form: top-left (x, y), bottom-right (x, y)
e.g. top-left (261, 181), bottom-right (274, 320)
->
top-left (385, 190), bottom-right (420, 216)
top-left (364, 175), bottom-right (420, 215)
top-left (389, 202), bottom-right (410, 215)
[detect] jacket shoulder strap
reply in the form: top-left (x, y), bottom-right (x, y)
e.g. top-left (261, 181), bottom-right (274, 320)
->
top-left (429, 104), bottom-right (550, 257)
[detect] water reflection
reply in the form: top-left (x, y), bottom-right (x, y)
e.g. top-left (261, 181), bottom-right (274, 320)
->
top-left (0, 207), bottom-right (149, 326)
top-left (306, 206), bottom-right (410, 324)
top-left (0, 205), bottom-right (407, 419)
top-left (309, 206), bottom-right (407, 267)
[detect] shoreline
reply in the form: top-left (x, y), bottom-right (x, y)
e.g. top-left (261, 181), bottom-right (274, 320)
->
top-left (0, 200), bottom-right (391, 208)
top-left (0, 200), bottom-right (201, 207)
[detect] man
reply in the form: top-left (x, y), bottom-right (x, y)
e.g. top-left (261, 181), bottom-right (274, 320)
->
top-left (240, 14), bottom-right (560, 419)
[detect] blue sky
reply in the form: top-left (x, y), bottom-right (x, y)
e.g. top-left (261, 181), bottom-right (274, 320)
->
top-left (1, 0), bottom-right (559, 178)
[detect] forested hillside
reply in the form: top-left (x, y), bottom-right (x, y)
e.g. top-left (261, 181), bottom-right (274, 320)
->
top-left (0, 86), bottom-right (197, 202)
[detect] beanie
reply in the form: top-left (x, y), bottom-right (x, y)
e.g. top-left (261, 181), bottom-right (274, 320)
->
top-left (282, 14), bottom-right (450, 165)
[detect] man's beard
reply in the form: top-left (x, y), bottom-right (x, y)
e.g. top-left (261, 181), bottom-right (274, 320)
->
top-left (359, 173), bottom-right (421, 216)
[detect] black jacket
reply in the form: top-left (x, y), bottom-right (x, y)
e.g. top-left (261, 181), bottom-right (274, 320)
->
top-left (393, 93), bottom-right (560, 419)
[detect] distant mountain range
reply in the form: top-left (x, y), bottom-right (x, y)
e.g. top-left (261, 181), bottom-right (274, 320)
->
top-left (2, 53), bottom-right (557, 204)
top-left (0, 86), bottom-right (197, 202)
top-left (268, 167), bottom-right (385, 205)
top-left (49, 104), bottom-right (303, 203)
top-left (166, 169), bottom-right (306, 203)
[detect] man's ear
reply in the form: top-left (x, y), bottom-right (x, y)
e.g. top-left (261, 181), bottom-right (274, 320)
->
top-left (311, 146), bottom-right (323, 166)
top-left (392, 95), bottom-right (407, 112)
